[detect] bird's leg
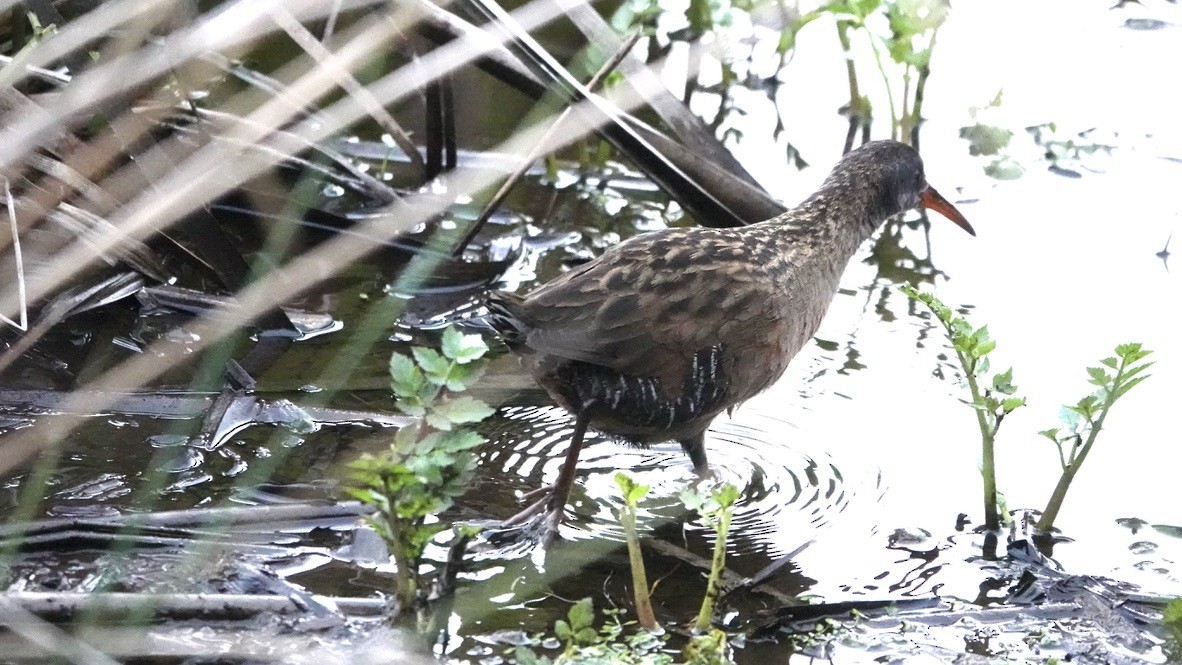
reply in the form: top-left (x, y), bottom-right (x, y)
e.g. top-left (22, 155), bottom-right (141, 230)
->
top-left (499, 412), bottom-right (590, 538)
top-left (679, 432), bottom-right (712, 477)
top-left (543, 411), bottom-right (590, 533)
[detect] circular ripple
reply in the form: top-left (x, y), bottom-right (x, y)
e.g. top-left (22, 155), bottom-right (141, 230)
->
top-left (473, 405), bottom-right (884, 558)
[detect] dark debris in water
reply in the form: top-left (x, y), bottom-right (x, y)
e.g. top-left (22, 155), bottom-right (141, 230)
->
top-left (745, 569), bottom-right (1169, 663)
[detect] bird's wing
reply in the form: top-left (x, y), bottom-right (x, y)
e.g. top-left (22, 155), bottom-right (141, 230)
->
top-left (514, 229), bottom-right (787, 384)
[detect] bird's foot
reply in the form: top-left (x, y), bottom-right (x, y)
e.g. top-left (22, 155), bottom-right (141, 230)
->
top-left (484, 485), bottom-right (566, 547)
top-left (694, 463), bottom-right (720, 483)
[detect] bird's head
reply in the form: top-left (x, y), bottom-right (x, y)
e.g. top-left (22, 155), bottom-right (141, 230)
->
top-left (833, 140), bottom-right (975, 236)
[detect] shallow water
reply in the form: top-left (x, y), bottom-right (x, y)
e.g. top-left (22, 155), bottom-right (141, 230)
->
top-left (447, 0), bottom-right (1182, 657)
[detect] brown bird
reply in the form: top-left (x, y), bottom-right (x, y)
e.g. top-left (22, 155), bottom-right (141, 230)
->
top-left (488, 140), bottom-right (973, 535)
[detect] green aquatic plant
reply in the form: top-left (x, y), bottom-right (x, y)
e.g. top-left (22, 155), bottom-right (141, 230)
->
top-left (1165, 598), bottom-right (1182, 659)
top-left (902, 286), bottom-right (1025, 531)
top-left (1035, 343), bottom-right (1152, 532)
top-left (681, 482), bottom-right (740, 634)
top-left (615, 472), bottom-right (660, 632)
top-left (345, 326), bottom-right (493, 608)
top-left (904, 288), bottom-right (1153, 534)
top-left (513, 598), bottom-right (674, 665)
top-left (512, 481), bottom-right (740, 664)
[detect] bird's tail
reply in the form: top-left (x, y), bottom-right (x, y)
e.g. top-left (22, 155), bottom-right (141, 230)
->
top-left (484, 291), bottom-right (530, 349)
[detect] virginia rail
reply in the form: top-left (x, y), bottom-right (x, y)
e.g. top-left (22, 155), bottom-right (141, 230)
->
top-left (488, 140), bottom-right (973, 536)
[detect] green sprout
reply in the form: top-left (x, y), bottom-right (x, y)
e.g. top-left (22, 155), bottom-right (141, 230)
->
top-left (681, 482), bottom-right (740, 633)
top-left (1035, 343), bottom-right (1152, 531)
top-left (903, 286), bottom-right (1024, 531)
top-left (615, 473), bottom-right (660, 632)
top-left (346, 326), bottom-right (493, 609)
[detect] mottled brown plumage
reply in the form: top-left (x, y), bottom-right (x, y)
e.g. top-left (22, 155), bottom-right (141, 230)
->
top-left (488, 140), bottom-right (973, 535)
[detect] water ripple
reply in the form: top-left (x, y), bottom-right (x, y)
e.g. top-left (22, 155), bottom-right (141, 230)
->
top-left (475, 405), bottom-right (884, 559)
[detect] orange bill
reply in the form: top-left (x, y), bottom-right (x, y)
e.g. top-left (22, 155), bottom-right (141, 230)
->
top-left (921, 186), bottom-right (975, 236)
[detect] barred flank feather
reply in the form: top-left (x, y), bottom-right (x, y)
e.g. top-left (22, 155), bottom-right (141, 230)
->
top-left (485, 291), bottom-right (530, 349)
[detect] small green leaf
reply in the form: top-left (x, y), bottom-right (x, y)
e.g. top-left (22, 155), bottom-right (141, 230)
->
top-left (414, 431), bottom-right (445, 454)
top-left (440, 430), bottom-right (485, 453)
top-left (434, 396), bottom-right (495, 426)
top-left (970, 325), bottom-right (990, 348)
top-left (1100, 356), bottom-right (1118, 369)
top-left (397, 398), bottom-right (425, 418)
top-left (1123, 361), bottom-right (1155, 381)
top-left (982, 395), bottom-right (1000, 413)
top-left (513, 646), bottom-right (550, 665)
top-left (684, 0), bottom-right (713, 34)
top-left (344, 487), bottom-right (378, 504)
top-left (389, 353), bottom-right (425, 398)
top-left (413, 347), bottom-right (451, 380)
top-left (568, 597), bottom-right (595, 632)
top-left (1114, 374), bottom-right (1150, 400)
top-left (424, 410), bottom-right (454, 431)
top-left (614, 472), bottom-right (650, 505)
top-left (574, 627), bottom-right (598, 644)
top-left (1000, 397), bottom-right (1025, 413)
top-left (848, 0), bottom-right (882, 20)
top-left (1164, 599), bottom-right (1182, 645)
top-left (991, 368), bottom-right (1014, 393)
top-left (680, 487), bottom-right (706, 512)
top-left (1085, 366), bottom-right (1109, 387)
top-left (444, 362), bottom-right (487, 391)
top-left (777, 26), bottom-right (794, 53)
top-left (455, 525), bottom-right (483, 541)
top-left (393, 424), bottom-right (420, 451)
top-left (1038, 428), bottom-right (1060, 443)
top-left (713, 482), bottom-right (740, 509)
top-left (985, 156), bottom-right (1025, 180)
top-left (441, 327), bottom-right (489, 363)
top-left (1114, 342), bottom-right (1143, 358)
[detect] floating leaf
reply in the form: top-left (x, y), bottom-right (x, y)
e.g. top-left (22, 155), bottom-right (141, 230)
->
top-left (985, 157), bottom-right (1025, 180)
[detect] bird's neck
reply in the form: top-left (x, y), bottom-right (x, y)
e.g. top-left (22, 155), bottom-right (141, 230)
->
top-left (762, 184), bottom-right (885, 269)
